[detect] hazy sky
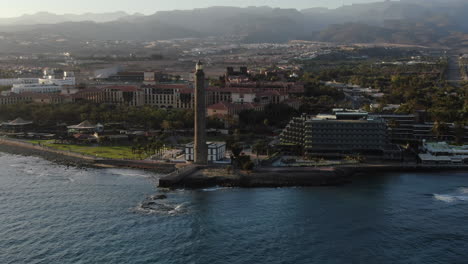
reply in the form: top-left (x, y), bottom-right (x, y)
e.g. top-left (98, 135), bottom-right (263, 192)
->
top-left (1, 0), bottom-right (382, 17)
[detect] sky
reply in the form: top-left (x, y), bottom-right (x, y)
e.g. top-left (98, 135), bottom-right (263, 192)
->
top-left (0, 0), bottom-right (383, 17)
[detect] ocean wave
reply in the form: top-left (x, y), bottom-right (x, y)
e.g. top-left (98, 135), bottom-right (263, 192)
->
top-left (133, 201), bottom-right (189, 215)
top-left (434, 194), bottom-right (457, 203)
top-left (434, 187), bottom-right (468, 203)
top-left (105, 169), bottom-right (154, 178)
top-left (202, 186), bottom-right (232, 192)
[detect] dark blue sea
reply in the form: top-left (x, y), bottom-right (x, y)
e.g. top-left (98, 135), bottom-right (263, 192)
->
top-left (1, 152), bottom-right (468, 264)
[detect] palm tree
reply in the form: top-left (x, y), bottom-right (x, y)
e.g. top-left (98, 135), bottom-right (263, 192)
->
top-left (153, 140), bottom-right (164, 158)
top-left (230, 143), bottom-right (243, 160)
top-left (253, 140), bottom-right (267, 159)
top-left (454, 121), bottom-right (466, 145)
top-left (432, 120), bottom-right (449, 140)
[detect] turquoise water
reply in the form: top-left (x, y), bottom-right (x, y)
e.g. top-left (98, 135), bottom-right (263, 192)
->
top-left (1, 152), bottom-right (468, 264)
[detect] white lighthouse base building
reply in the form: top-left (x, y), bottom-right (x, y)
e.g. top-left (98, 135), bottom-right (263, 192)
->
top-left (185, 142), bottom-right (226, 162)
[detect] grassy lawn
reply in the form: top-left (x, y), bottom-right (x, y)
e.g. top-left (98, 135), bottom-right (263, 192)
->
top-left (26, 140), bottom-right (144, 160)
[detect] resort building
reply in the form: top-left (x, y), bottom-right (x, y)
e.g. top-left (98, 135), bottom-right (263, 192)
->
top-left (185, 142), bottom-right (226, 162)
top-left (0, 92), bottom-right (73, 105)
top-left (207, 102), bottom-right (264, 119)
top-left (142, 83), bottom-right (201, 109)
top-left (281, 111), bottom-right (389, 154)
top-left (419, 141), bottom-right (468, 164)
top-left (74, 86), bottom-right (145, 106)
top-left (11, 84), bottom-right (62, 94)
top-left (0, 78), bottom-right (39, 86)
top-left (370, 113), bottom-right (468, 144)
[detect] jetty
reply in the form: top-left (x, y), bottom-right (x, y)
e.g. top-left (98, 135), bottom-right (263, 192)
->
top-left (159, 163), bottom-right (468, 188)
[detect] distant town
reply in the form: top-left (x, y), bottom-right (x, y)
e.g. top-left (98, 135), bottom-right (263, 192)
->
top-left (0, 42), bottom-right (467, 187)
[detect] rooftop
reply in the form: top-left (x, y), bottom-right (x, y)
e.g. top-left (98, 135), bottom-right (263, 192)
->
top-left (186, 142), bottom-right (226, 148)
top-left (1, 117), bottom-right (33, 126)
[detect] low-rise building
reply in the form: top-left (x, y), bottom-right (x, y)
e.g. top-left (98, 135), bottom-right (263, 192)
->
top-left (67, 120), bottom-right (104, 134)
top-left (0, 118), bottom-right (34, 133)
top-left (11, 84), bottom-right (62, 94)
top-left (185, 142), bottom-right (226, 162)
top-left (207, 102), bottom-right (264, 119)
top-left (0, 78), bottom-right (39, 86)
top-left (419, 141), bottom-right (468, 164)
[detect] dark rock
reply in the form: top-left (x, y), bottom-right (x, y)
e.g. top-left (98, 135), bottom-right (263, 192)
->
top-left (151, 194), bottom-right (168, 200)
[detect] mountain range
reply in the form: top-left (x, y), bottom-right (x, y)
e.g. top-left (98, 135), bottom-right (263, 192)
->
top-left (0, 11), bottom-right (140, 25)
top-left (1, 0), bottom-right (468, 49)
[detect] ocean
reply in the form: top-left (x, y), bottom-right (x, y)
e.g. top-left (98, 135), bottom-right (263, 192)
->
top-left (1, 152), bottom-right (468, 264)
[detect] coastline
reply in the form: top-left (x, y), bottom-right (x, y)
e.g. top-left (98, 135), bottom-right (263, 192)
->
top-left (159, 164), bottom-right (468, 189)
top-left (0, 138), bottom-right (96, 167)
top-left (0, 138), bottom-right (175, 174)
top-left (2, 137), bottom-right (467, 189)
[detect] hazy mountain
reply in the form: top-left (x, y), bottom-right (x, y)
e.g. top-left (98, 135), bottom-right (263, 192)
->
top-left (0, 6), bottom-right (305, 43)
top-left (1, 1), bottom-right (468, 47)
top-left (312, 0), bottom-right (468, 47)
top-left (0, 11), bottom-right (132, 25)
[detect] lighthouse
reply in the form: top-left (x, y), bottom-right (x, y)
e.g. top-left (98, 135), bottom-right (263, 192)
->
top-left (194, 61), bottom-right (208, 165)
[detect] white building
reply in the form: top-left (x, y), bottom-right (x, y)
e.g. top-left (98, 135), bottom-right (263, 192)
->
top-left (231, 89), bottom-right (256, 104)
top-left (39, 77), bottom-right (76, 86)
top-left (0, 71), bottom-right (75, 88)
top-left (11, 84), bottom-right (62, 94)
top-left (40, 71), bottom-right (76, 86)
top-left (0, 78), bottom-right (39, 86)
top-left (185, 142), bottom-right (226, 162)
top-left (419, 141), bottom-right (468, 164)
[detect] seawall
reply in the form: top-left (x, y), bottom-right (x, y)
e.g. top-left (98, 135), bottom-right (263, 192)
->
top-left (158, 166), bottom-right (352, 188)
top-left (158, 163), bottom-right (468, 189)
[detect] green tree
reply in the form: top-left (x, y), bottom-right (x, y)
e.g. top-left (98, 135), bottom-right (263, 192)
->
top-left (230, 143), bottom-right (243, 160)
top-left (432, 120), bottom-right (450, 140)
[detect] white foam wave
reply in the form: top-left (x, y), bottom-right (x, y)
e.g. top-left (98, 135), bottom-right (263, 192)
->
top-left (106, 169), bottom-right (152, 178)
top-left (202, 187), bottom-right (232, 192)
top-left (23, 169), bottom-right (35, 175)
top-left (169, 202), bottom-right (188, 215)
top-left (133, 200), bottom-right (188, 216)
top-left (433, 186), bottom-right (468, 203)
top-left (434, 194), bottom-right (457, 203)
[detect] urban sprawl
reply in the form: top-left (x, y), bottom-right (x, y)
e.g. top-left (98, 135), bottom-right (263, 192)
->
top-left (1, 43), bottom-right (467, 172)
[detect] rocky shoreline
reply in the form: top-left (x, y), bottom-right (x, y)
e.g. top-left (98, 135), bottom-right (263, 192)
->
top-left (159, 166), bottom-right (353, 188)
top-left (2, 138), bottom-right (467, 189)
top-left (159, 164), bottom-right (468, 189)
top-left (0, 141), bottom-right (95, 168)
top-left (0, 138), bottom-right (175, 174)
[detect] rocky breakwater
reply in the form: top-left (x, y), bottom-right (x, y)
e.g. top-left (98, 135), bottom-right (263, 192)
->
top-left (240, 167), bottom-right (352, 187)
top-left (159, 165), bottom-right (353, 188)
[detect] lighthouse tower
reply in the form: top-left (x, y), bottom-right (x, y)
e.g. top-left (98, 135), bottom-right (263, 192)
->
top-left (194, 61), bottom-right (208, 165)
